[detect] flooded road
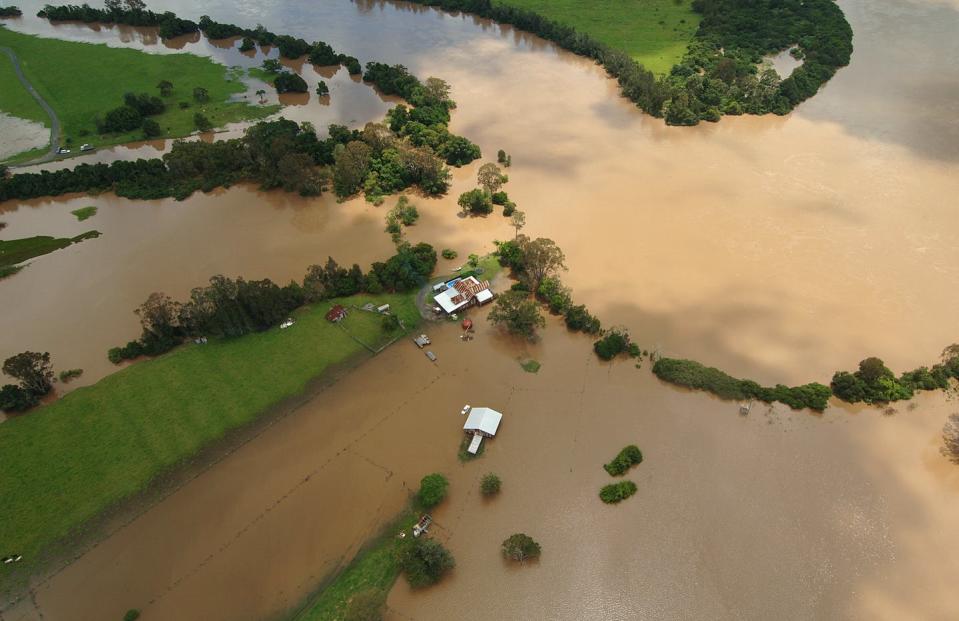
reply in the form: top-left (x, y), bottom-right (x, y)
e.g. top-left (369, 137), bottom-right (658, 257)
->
top-left (1, 0), bottom-right (959, 619)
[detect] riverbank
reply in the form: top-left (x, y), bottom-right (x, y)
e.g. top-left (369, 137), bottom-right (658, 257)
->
top-left (0, 291), bottom-right (420, 594)
top-left (0, 26), bottom-right (277, 163)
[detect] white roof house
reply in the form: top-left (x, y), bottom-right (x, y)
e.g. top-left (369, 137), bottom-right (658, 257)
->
top-left (463, 407), bottom-right (502, 438)
top-left (433, 276), bottom-right (493, 314)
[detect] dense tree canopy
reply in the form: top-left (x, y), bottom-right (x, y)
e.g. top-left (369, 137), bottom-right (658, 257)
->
top-left (487, 290), bottom-right (545, 339)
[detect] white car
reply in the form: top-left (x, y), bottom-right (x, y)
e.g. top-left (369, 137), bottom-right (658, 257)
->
top-left (57, 147), bottom-right (71, 154)
top-left (280, 318), bottom-right (295, 329)
top-left (80, 143), bottom-right (94, 152)
top-left (461, 404), bottom-right (471, 415)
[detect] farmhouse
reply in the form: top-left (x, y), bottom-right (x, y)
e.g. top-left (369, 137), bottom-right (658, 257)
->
top-left (325, 305), bottom-right (347, 323)
top-left (463, 407), bottom-right (503, 454)
top-left (433, 276), bottom-right (493, 315)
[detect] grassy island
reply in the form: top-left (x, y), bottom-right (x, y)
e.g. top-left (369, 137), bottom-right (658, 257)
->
top-left (0, 26), bottom-right (277, 162)
top-left (0, 292), bottom-right (419, 584)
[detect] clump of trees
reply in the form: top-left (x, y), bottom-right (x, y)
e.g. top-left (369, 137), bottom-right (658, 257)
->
top-left (39, 1), bottom-right (198, 40)
top-left (603, 445), bottom-right (643, 477)
top-left (397, 537), bottom-right (455, 588)
top-left (480, 472), bottom-right (501, 496)
top-left (652, 357), bottom-right (833, 411)
top-left (274, 71), bottom-right (308, 94)
top-left (593, 327), bottom-right (633, 361)
top-left (382, 72), bottom-right (481, 167)
top-left (496, 148), bottom-right (511, 167)
top-left (107, 243), bottom-right (437, 363)
top-left (457, 162), bottom-right (508, 216)
top-left (0, 351), bottom-right (54, 413)
top-left (599, 480), bottom-right (637, 504)
top-left (96, 92), bottom-right (165, 135)
top-left (0, 6), bottom-right (23, 17)
top-left (831, 351), bottom-right (959, 405)
top-left (0, 116), bottom-right (454, 202)
top-left (488, 290), bottom-right (545, 340)
top-left (494, 235), bottom-right (602, 337)
top-left (418, 473), bottom-right (449, 508)
top-left (501, 533), bottom-right (540, 562)
top-left (457, 188), bottom-right (492, 215)
top-left (385, 195), bottom-right (419, 242)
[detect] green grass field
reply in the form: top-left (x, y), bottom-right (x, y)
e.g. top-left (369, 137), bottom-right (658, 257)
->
top-left (0, 231), bottom-right (100, 268)
top-left (293, 510), bottom-right (417, 621)
top-left (496, 0), bottom-right (700, 75)
top-left (0, 47), bottom-right (47, 126)
top-left (0, 293), bottom-right (419, 583)
top-left (0, 27), bottom-right (278, 161)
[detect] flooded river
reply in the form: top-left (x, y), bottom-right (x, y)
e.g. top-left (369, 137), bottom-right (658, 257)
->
top-left (1, 0), bottom-right (959, 619)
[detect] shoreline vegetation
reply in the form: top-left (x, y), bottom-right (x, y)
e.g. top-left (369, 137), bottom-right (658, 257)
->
top-left (404, 0), bottom-right (852, 125)
top-left (0, 25), bottom-right (278, 163)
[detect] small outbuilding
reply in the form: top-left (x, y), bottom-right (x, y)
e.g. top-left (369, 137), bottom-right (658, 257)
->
top-left (463, 407), bottom-right (502, 438)
top-left (325, 305), bottom-right (347, 323)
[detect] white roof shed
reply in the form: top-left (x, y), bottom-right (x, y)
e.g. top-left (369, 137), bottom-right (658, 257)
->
top-left (463, 407), bottom-right (502, 437)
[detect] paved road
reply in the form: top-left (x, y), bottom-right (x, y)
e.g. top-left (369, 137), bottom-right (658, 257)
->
top-left (0, 46), bottom-right (61, 166)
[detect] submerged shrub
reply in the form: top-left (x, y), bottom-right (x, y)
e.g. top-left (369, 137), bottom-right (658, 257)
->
top-left (603, 445), bottom-right (643, 477)
top-left (599, 480), bottom-right (637, 504)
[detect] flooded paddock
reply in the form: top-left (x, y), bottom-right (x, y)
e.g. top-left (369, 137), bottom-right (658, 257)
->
top-left (1, 0), bottom-right (958, 619)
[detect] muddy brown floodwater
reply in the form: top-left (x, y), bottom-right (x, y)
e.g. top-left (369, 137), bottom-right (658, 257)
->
top-left (1, 0), bottom-right (958, 619)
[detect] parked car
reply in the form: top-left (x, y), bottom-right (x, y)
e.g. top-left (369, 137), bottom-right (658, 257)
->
top-left (80, 143), bottom-right (94, 152)
top-left (280, 318), bottom-right (295, 329)
top-left (461, 404), bottom-right (471, 415)
top-left (57, 147), bottom-right (71, 154)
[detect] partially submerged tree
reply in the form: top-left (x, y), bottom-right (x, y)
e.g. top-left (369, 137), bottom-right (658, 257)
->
top-left (457, 188), bottom-right (492, 215)
top-left (3, 351), bottom-right (54, 396)
top-left (418, 473), bottom-right (449, 508)
top-left (480, 473), bottom-right (501, 496)
top-left (517, 236), bottom-right (566, 292)
top-left (509, 209), bottom-right (525, 238)
top-left (942, 413), bottom-right (959, 464)
top-left (477, 162), bottom-right (507, 195)
top-left (488, 290), bottom-right (545, 339)
top-left (501, 533), bottom-right (541, 562)
top-left (398, 537), bottom-right (455, 588)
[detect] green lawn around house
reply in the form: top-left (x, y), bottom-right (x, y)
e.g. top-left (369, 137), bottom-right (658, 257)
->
top-left (0, 292), bottom-right (419, 585)
top-left (496, 0), bottom-right (700, 75)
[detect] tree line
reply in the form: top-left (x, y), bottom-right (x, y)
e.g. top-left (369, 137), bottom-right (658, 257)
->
top-left (109, 243), bottom-right (438, 363)
top-left (0, 5), bottom-right (22, 17)
top-left (197, 15), bottom-right (362, 75)
top-left (38, 1), bottom-right (198, 39)
top-left (650, 347), bottom-right (959, 412)
top-left (403, 0), bottom-right (852, 125)
top-left (0, 106), bottom-right (473, 202)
